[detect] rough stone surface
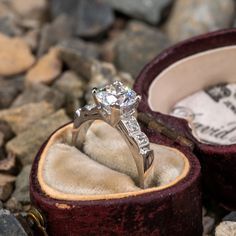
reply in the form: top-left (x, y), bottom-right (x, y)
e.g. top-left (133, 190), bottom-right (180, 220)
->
top-left (0, 120), bottom-right (14, 142)
top-left (215, 221), bottom-right (236, 236)
top-left (50, 0), bottom-right (114, 37)
top-left (0, 33), bottom-right (35, 76)
top-left (114, 21), bottom-right (170, 77)
top-left (0, 209), bottom-right (27, 236)
top-left (0, 153), bottom-right (17, 175)
top-left (0, 102), bottom-right (55, 134)
top-left (12, 83), bottom-right (65, 110)
top-left (0, 174), bottom-right (15, 201)
top-left (58, 38), bottom-right (100, 79)
top-left (21, 29), bottom-right (39, 51)
top-left (12, 165), bottom-right (31, 204)
top-left (6, 110), bottom-right (70, 165)
top-left (165, 0), bottom-right (235, 42)
top-left (103, 0), bottom-right (173, 24)
top-left (4, 197), bottom-right (22, 212)
top-left (26, 48), bottom-right (62, 85)
top-left (0, 77), bottom-right (24, 109)
top-left (38, 14), bottom-right (74, 56)
top-left (9, 0), bottom-right (48, 26)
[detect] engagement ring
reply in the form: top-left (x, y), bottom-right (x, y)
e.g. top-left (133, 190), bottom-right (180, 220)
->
top-left (72, 81), bottom-right (154, 188)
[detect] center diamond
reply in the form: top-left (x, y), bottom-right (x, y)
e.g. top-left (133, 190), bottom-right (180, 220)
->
top-left (95, 81), bottom-right (137, 114)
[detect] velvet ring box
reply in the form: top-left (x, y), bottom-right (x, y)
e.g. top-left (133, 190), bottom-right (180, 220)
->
top-left (134, 29), bottom-right (236, 211)
top-left (30, 118), bottom-right (202, 235)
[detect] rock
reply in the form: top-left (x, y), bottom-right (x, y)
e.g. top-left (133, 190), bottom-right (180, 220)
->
top-left (103, 0), bottom-right (173, 24)
top-left (203, 215), bottom-right (215, 235)
top-left (0, 2), bottom-right (22, 36)
top-left (114, 21), bottom-right (170, 77)
top-left (0, 200), bottom-right (2, 208)
top-left (0, 174), bottom-right (15, 201)
top-left (9, 0), bottom-right (48, 26)
top-left (21, 29), bottom-right (39, 51)
top-left (215, 221), bottom-right (236, 236)
top-left (6, 110), bottom-right (70, 165)
top-left (223, 212), bottom-right (236, 222)
top-left (0, 33), bottom-right (35, 76)
top-left (4, 197), bottom-right (22, 212)
top-left (165, 0), bottom-right (235, 42)
top-left (0, 102), bottom-right (55, 134)
top-left (50, 0), bottom-right (114, 37)
top-left (12, 83), bottom-right (65, 110)
top-left (0, 120), bottom-right (14, 142)
top-left (38, 14), bottom-right (74, 56)
top-left (0, 153), bottom-right (18, 175)
top-left (0, 209), bottom-right (27, 235)
top-left (58, 38), bottom-right (100, 79)
top-left (0, 77), bottom-right (24, 109)
top-left (53, 71), bottom-right (85, 115)
top-left (12, 165), bottom-right (31, 204)
top-left (26, 48), bottom-right (62, 85)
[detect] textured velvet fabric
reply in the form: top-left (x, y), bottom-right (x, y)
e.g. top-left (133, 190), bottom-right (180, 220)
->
top-left (134, 28), bottom-right (236, 210)
top-left (30, 122), bottom-right (202, 236)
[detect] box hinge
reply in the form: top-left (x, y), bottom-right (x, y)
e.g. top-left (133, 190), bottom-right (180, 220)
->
top-left (138, 112), bottom-right (195, 150)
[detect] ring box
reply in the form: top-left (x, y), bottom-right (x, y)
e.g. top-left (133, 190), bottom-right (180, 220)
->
top-left (30, 120), bottom-right (202, 236)
top-left (134, 29), bottom-right (236, 210)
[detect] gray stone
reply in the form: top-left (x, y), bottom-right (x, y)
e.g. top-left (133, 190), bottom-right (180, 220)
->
top-left (0, 174), bottom-right (15, 201)
top-left (165, 0), bottom-right (235, 42)
top-left (58, 38), bottom-right (100, 79)
top-left (0, 102), bottom-right (55, 134)
top-left (0, 209), bottom-right (27, 236)
top-left (223, 212), bottom-right (236, 222)
top-left (38, 14), bottom-right (74, 56)
top-left (50, 0), bottom-right (114, 37)
top-left (12, 83), bottom-right (65, 110)
top-left (103, 0), bottom-right (173, 24)
top-left (114, 21), bottom-right (170, 77)
top-left (6, 110), bottom-right (70, 165)
top-left (0, 77), bottom-right (24, 109)
top-left (12, 165), bottom-right (31, 204)
top-left (53, 71), bottom-right (85, 116)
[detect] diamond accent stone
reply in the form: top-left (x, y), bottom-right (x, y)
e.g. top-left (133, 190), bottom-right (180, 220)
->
top-left (133, 132), bottom-right (149, 148)
top-left (95, 81), bottom-right (137, 114)
top-left (122, 117), bottom-right (140, 134)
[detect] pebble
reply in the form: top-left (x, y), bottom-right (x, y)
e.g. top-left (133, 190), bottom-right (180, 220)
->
top-left (26, 48), bottom-right (62, 85)
top-left (12, 83), bottom-right (65, 110)
top-left (53, 71), bottom-right (85, 116)
top-left (50, 0), bottom-right (114, 37)
top-left (0, 120), bottom-right (14, 142)
top-left (165, 0), bottom-right (235, 42)
top-left (0, 76), bottom-right (24, 109)
top-left (0, 209), bottom-right (27, 236)
top-left (0, 153), bottom-right (17, 175)
top-left (104, 0), bottom-right (173, 24)
top-left (58, 38), bottom-right (100, 79)
top-left (114, 21), bottom-right (170, 77)
top-left (4, 197), bottom-right (22, 212)
top-left (0, 33), bottom-right (35, 76)
top-left (6, 109), bottom-right (70, 165)
top-left (0, 102), bottom-right (55, 134)
top-left (37, 14), bottom-right (74, 56)
top-left (12, 165), bottom-right (31, 204)
top-left (9, 0), bottom-right (48, 27)
top-left (0, 174), bottom-right (15, 201)
top-left (21, 29), bottom-right (39, 51)
top-left (215, 221), bottom-right (236, 236)
top-left (203, 215), bottom-right (215, 235)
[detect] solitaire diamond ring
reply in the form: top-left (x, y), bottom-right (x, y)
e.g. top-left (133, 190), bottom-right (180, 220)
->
top-left (72, 81), bottom-right (154, 188)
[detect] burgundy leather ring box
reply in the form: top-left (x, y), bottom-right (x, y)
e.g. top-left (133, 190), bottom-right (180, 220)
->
top-left (134, 29), bottom-right (236, 210)
top-left (30, 120), bottom-right (202, 236)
